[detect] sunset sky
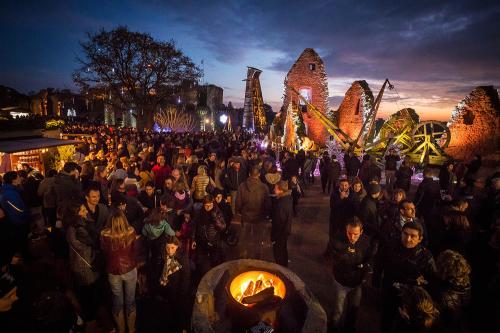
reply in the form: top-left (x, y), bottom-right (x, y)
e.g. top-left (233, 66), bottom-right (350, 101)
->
top-left (1, 0), bottom-right (499, 121)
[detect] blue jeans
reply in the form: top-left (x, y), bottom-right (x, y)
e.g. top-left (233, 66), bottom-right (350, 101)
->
top-left (108, 268), bottom-right (137, 315)
top-left (331, 278), bottom-right (362, 333)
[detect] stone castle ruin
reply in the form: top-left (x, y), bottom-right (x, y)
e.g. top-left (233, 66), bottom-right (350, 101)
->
top-left (446, 86), bottom-right (500, 160)
top-left (337, 80), bottom-right (374, 140)
top-left (270, 48), bottom-right (500, 162)
top-left (281, 48), bottom-right (329, 146)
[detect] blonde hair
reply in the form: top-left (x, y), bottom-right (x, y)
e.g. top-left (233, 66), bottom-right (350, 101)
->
top-left (102, 209), bottom-right (135, 249)
top-left (197, 165), bottom-right (207, 176)
top-left (402, 286), bottom-right (440, 329)
top-left (436, 250), bottom-right (471, 287)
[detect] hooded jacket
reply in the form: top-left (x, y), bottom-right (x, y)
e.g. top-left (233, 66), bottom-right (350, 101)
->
top-left (236, 177), bottom-right (271, 224)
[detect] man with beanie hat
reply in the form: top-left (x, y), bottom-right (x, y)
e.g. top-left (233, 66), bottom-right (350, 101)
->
top-left (271, 180), bottom-right (293, 266)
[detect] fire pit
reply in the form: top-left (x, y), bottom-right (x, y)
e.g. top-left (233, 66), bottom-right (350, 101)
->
top-left (229, 270), bottom-right (286, 307)
top-left (192, 259), bottom-right (326, 333)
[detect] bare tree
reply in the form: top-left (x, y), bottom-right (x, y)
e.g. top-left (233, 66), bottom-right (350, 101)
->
top-left (154, 106), bottom-right (197, 133)
top-left (73, 26), bottom-right (200, 130)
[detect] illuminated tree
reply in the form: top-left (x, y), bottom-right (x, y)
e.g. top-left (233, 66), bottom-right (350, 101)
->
top-left (154, 106), bottom-right (196, 133)
top-left (73, 26), bottom-right (201, 130)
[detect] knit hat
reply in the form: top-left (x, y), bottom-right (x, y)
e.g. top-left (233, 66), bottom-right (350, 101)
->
top-left (368, 183), bottom-right (381, 195)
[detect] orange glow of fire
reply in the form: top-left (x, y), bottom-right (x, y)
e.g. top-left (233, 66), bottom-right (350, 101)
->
top-left (229, 270), bottom-right (286, 307)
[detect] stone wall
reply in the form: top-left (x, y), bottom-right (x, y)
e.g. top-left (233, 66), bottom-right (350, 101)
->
top-left (446, 86), bottom-right (500, 161)
top-left (282, 48), bottom-right (329, 146)
top-left (337, 80), bottom-right (374, 140)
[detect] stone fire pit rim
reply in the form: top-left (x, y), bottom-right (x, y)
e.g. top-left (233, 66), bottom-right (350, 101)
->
top-left (191, 259), bottom-right (327, 333)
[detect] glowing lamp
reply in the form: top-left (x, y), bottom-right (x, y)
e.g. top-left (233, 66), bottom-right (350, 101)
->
top-left (219, 114), bottom-right (228, 124)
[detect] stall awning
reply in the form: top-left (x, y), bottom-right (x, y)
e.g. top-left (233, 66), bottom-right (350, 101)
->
top-left (0, 137), bottom-right (81, 153)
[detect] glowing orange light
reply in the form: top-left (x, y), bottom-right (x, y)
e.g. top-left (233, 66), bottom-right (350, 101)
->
top-left (229, 271), bottom-right (286, 307)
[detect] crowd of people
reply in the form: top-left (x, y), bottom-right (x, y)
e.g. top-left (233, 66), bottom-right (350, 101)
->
top-left (0, 123), bottom-right (498, 333)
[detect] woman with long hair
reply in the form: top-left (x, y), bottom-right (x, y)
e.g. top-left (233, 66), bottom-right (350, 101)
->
top-left (93, 165), bottom-right (110, 205)
top-left (190, 165), bottom-right (215, 203)
top-left (351, 177), bottom-right (367, 209)
top-left (100, 209), bottom-right (137, 333)
top-left (434, 250), bottom-right (471, 330)
top-left (213, 158), bottom-right (226, 191)
top-left (392, 285), bottom-right (440, 332)
top-left (65, 200), bottom-right (101, 326)
top-left (155, 236), bottom-right (191, 333)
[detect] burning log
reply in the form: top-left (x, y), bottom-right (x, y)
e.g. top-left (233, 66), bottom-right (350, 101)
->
top-left (242, 281), bottom-right (255, 298)
top-left (242, 287), bottom-right (275, 305)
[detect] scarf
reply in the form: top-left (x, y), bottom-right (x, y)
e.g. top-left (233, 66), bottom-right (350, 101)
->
top-left (159, 255), bottom-right (182, 286)
top-left (175, 191), bottom-right (186, 201)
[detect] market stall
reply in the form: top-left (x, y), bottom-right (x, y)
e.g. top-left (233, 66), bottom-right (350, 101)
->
top-left (0, 137), bottom-right (81, 174)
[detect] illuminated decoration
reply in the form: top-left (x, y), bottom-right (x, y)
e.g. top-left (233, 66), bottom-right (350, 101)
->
top-left (298, 87), bottom-right (312, 106)
top-left (66, 108), bottom-right (76, 117)
top-left (242, 67), bottom-right (266, 132)
top-left (45, 119), bottom-right (65, 130)
top-left (104, 106), bottom-right (115, 125)
top-left (154, 106), bottom-right (196, 133)
top-left (219, 114), bottom-right (228, 124)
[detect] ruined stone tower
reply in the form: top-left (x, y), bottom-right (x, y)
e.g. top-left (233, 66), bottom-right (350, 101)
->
top-left (445, 86), bottom-right (500, 160)
top-left (282, 48), bottom-right (329, 146)
top-left (337, 80), bottom-right (374, 140)
top-left (242, 67), bottom-right (265, 132)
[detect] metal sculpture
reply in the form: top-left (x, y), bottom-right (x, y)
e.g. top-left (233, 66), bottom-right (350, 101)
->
top-left (242, 67), bottom-right (266, 132)
top-left (289, 79), bottom-right (452, 165)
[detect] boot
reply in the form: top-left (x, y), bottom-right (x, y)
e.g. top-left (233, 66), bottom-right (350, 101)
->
top-left (112, 311), bottom-right (126, 333)
top-left (126, 309), bottom-right (136, 333)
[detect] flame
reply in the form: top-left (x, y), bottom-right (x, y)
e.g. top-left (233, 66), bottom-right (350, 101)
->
top-left (229, 271), bottom-right (286, 307)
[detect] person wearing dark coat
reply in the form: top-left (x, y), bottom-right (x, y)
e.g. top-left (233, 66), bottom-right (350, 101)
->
top-left (439, 162), bottom-right (457, 195)
top-left (395, 160), bottom-right (413, 194)
top-left (327, 155), bottom-right (342, 194)
top-left (414, 168), bottom-right (441, 223)
top-left (385, 149), bottom-right (400, 190)
top-left (379, 200), bottom-right (429, 249)
top-left (111, 188), bottom-right (145, 234)
top-left (223, 160), bottom-right (247, 215)
top-left (138, 181), bottom-right (160, 214)
top-left (296, 149), bottom-right (306, 180)
top-left (331, 217), bottom-right (375, 333)
top-left (154, 236), bottom-right (191, 333)
top-left (433, 250), bottom-right (471, 332)
top-left (54, 162), bottom-right (82, 211)
top-left (380, 221), bottom-right (437, 333)
top-left (319, 152), bottom-right (331, 194)
top-left (194, 196), bottom-right (226, 277)
top-left (271, 181), bottom-right (294, 267)
top-left (281, 152), bottom-right (300, 181)
top-left (83, 184), bottom-right (109, 238)
top-left (213, 188), bottom-right (232, 225)
top-left (358, 183), bottom-right (383, 240)
top-left (325, 179), bottom-right (355, 257)
top-left (0, 172), bottom-right (29, 264)
top-left (345, 152), bottom-right (361, 183)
